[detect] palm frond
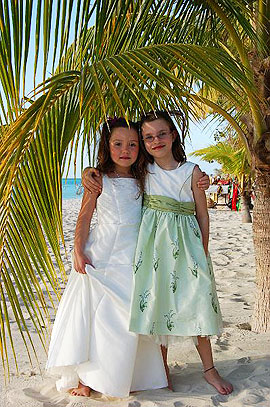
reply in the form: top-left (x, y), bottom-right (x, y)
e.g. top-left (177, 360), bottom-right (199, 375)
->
top-left (191, 141), bottom-right (250, 176)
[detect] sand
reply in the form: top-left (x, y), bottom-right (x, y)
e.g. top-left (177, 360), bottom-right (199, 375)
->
top-left (1, 200), bottom-right (270, 407)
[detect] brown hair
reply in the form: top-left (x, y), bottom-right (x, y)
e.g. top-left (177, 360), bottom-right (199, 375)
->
top-left (96, 118), bottom-right (148, 194)
top-left (139, 110), bottom-right (186, 164)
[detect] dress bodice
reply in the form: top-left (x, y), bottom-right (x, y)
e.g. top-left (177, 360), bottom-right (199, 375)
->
top-left (85, 175), bottom-right (142, 267)
top-left (96, 175), bottom-right (142, 225)
top-left (145, 161), bottom-right (196, 202)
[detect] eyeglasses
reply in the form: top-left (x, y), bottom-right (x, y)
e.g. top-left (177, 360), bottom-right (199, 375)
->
top-left (142, 131), bottom-right (172, 144)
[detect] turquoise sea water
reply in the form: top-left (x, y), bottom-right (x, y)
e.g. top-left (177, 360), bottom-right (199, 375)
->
top-left (62, 178), bottom-right (83, 200)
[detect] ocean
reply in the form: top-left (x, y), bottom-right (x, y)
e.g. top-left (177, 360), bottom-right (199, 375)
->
top-left (62, 178), bottom-right (83, 200)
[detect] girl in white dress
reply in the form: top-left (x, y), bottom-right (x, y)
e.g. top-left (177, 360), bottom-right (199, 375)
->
top-left (46, 118), bottom-right (167, 398)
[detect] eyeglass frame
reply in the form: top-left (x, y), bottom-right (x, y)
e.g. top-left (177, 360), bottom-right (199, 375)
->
top-left (142, 131), bottom-right (174, 144)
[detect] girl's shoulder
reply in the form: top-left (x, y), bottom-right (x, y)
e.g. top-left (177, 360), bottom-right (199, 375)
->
top-left (173, 161), bottom-right (197, 181)
top-left (181, 160), bottom-right (197, 170)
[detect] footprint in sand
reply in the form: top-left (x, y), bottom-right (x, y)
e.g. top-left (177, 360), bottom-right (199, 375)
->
top-left (227, 365), bottom-right (255, 380)
top-left (241, 393), bottom-right (266, 405)
top-left (258, 379), bottom-right (270, 388)
top-left (211, 394), bottom-right (229, 406)
top-left (231, 297), bottom-right (245, 303)
top-left (237, 357), bottom-right (251, 364)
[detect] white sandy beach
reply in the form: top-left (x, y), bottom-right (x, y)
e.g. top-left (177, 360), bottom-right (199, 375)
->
top-left (1, 199), bottom-right (270, 407)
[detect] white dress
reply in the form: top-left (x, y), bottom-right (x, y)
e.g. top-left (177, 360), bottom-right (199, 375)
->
top-left (46, 175), bottom-right (167, 398)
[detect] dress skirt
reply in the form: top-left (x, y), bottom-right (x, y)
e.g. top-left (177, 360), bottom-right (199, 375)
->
top-left (129, 194), bottom-right (223, 340)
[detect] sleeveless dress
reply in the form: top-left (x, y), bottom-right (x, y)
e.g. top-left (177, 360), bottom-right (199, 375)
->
top-left (129, 161), bottom-right (223, 343)
top-left (46, 175), bottom-right (167, 398)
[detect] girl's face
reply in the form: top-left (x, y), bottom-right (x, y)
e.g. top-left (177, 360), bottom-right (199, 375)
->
top-left (109, 127), bottom-right (139, 170)
top-left (141, 118), bottom-right (176, 159)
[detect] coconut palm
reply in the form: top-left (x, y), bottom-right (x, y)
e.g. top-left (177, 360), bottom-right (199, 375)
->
top-left (191, 137), bottom-right (253, 223)
top-left (0, 0), bottom-right (268, 375)
top-left (176, 0), bottom-right (270, 333)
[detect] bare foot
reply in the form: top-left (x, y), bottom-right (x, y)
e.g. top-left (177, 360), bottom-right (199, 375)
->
top-left (204, 367), bottom-right (233, 395)
top-left (70, 382), bottom-right (91, 397)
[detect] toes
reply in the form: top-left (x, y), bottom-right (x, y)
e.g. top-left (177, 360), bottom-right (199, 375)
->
top-left (223, 382), bottom-right (233, 394)
top-left (70, 388), bottom-right (78, 396)
top-left (227, 385), bottom-right (233, 394)
top-left (220, 383), bottom-right (233, 395)
top-left (219, 388), bottom-right (228, 395)
top-left (221, 384), bottom-right (233, 395)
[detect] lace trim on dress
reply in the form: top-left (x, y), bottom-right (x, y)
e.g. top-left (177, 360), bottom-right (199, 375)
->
top-left (151, 333), bottom-right (223, 348)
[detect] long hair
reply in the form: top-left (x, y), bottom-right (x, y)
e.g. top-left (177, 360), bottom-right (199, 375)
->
top-left (96, 117), bottom-right (148, 194)
top-left (138, 110), bottom-right (186, 164)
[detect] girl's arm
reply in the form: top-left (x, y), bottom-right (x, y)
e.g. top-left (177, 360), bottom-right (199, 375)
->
top-left (192, 166), bottom-right (209, 255)
top-left (82, 167), bottom-right (210, 194)
top-left (82, 167), bottom-right (209, 194)
top-left (74, 189), bottom-right (99, 273)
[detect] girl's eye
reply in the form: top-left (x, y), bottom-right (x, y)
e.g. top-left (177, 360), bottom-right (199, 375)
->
top-left (130, 143), bottom-right (137, 147)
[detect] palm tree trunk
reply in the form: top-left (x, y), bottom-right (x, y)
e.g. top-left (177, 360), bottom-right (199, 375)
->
top-left (252, 168), bottom-right (270, 332)
top-left (240, 176), bottom-right (252, 223)
top-left (241, 191), bottom-right (252, 223)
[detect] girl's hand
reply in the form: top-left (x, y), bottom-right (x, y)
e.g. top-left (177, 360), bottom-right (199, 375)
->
top-left (74, 250), bottom-right (93, 274)
top-left (197, 172), bottom-right (210, 191)
top-left (82, 167), bottom-right (102, 194)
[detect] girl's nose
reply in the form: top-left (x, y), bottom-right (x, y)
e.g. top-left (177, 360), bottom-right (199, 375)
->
top-left (152, 136), bottom-right (161, 145)
top-left (122, 145), bottom-right (131, 152)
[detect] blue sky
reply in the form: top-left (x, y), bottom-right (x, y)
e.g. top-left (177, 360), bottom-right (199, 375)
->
top-left (186, 121), bottom-right (221, 175)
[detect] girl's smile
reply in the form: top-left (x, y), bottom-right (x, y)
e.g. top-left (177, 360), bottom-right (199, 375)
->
top-left (151, 144), bottom-right (166, 151)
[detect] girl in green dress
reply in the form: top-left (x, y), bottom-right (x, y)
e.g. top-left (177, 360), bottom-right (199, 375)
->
top-left (129, 111), bottom-right (233, 396)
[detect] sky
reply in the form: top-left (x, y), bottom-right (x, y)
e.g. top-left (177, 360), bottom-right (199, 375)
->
top-left (185, 121), bottom-right (221, 175)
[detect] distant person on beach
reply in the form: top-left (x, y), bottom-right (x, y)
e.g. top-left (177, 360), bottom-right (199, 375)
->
top-left (46, 118), bottom-right (168, 398)
top-left (83, 111), bottom-right (233, 396)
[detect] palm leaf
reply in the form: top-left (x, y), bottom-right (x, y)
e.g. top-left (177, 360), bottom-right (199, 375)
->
top-left (191, 141), bottom-right (250, 177)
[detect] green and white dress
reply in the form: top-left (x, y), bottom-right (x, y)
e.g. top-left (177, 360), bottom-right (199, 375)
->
top-left (129, 161), bottom-right (222, 344)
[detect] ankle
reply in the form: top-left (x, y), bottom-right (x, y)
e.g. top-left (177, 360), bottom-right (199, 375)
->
top-left (204, 365), bottom-right (215, 374)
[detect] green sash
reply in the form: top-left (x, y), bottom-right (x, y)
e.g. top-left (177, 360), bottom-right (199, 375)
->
top-left (143, 194), bottom-right (195, 215)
